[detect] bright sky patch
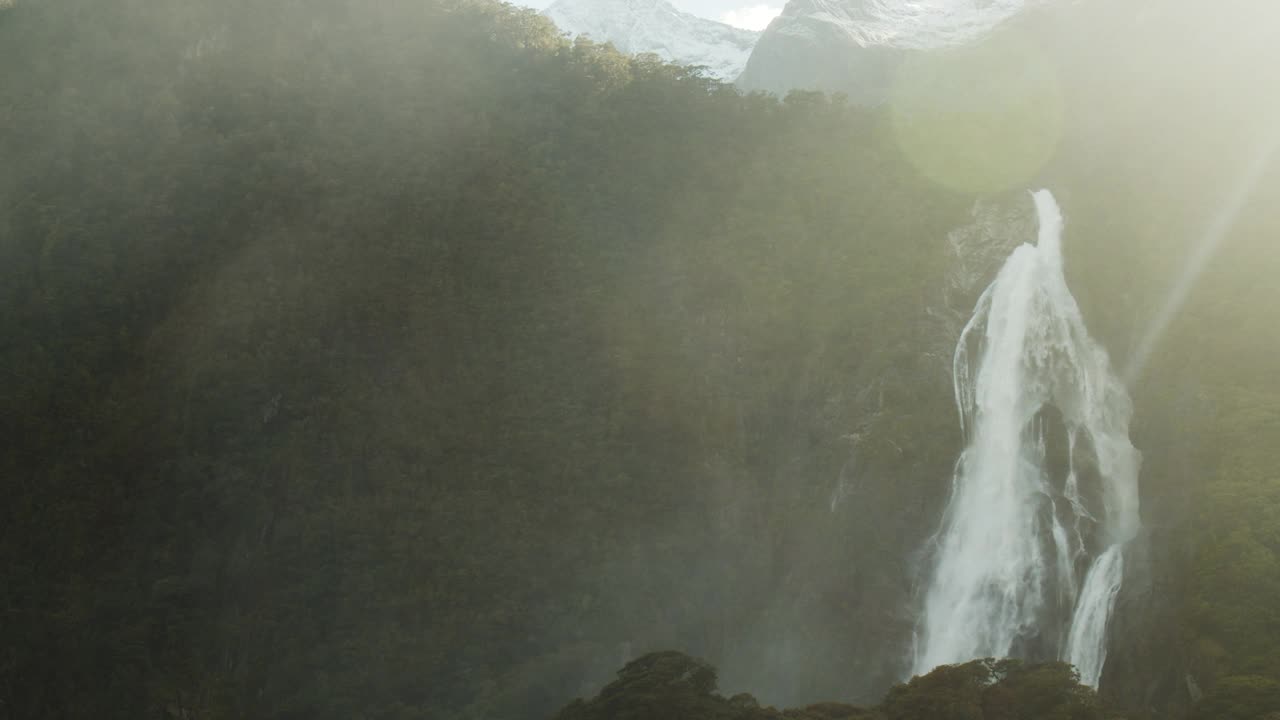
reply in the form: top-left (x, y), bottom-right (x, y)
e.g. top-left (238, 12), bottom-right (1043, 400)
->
top-left (719, 4), bottom-right (781, 31)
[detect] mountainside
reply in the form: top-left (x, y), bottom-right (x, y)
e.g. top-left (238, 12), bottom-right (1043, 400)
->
top-left (4, 1), bottom-right (1280, 720)
top-left (736, 0), bottom-right (1032, 100)
top-left (0, 1), bottom-right (965, 716)
top-left (543, 0), bottom-right (759, 80)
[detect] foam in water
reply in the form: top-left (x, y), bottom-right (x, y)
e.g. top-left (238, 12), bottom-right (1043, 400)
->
top-left (913, 190), bottom-right (1140, 688)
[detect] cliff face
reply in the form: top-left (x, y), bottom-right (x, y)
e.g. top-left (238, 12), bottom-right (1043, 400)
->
top-left (734, 0), bottom-right (899, 102)
top-left (735, 0), bottom-right (1030, 101)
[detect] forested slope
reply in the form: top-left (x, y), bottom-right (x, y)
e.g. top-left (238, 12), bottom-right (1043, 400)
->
top-left (1, 1), bottom-right (962, 717)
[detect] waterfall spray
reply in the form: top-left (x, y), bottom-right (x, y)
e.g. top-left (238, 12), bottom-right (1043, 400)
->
top-left (1123, 127), bottom-right (1280, 386)
top-left (913, 190), bottom-right (1141, 688)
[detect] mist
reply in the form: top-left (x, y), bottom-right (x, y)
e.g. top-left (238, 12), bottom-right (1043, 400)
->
top-left (2, 1), bottom-right (1279, 719)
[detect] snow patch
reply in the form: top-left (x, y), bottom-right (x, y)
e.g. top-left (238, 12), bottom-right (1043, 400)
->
top-left (543, 0), bottom-right (761, 80)
top-left (776, 0), bottom-right (1034, 49)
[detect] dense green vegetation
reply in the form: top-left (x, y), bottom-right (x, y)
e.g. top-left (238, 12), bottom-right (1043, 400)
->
top-left (1, 1), bottom-right (961, 717)
top-left (554, 651), bottom-right (1108, 720)
top-left (1, 0), bottom-right (1278, 719)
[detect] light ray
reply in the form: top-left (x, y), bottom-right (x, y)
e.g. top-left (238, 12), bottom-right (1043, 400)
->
top-left (1124, 127), bottom-right (1280, 386)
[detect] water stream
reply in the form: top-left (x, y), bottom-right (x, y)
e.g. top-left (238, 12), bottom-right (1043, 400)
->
top-left (913, 190), bottom-right (1141, 688)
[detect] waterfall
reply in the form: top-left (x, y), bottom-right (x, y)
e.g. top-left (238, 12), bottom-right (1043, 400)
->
top-left (913, 190), bottom-right (1141, 688)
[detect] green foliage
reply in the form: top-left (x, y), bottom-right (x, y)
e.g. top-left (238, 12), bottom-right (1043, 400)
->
top-left (0, 0), bottom-right (964, 717)
top-left (1190, 675), bottom-right (1280, 720)
top-left (555, 653), bottom-right (1108, 720)
top-left (882, 662), bottom-right (988, 720)
top-left (552, 651), bottom-right (884, 720)
top-left (555, 652), bottom-right (735, 720)
top-left (881, 660), bottom-right (1102, 720)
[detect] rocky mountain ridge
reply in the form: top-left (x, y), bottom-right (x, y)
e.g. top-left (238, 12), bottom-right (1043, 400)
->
top-left (543, 0), bottom-right (760, 80)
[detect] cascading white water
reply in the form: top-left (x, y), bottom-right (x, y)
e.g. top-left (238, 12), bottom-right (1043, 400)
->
top-left (913, 190), bottom-right (1141, 688)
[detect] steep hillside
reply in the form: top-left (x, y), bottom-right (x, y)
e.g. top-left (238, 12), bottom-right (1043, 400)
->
top-left (0, 1), bottom-right (963, 717)
top-left (736, 0), bottom-right (1032, 100)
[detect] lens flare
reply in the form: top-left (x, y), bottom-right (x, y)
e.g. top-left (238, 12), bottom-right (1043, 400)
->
top-left (1124, 127), bottom-right (1280, 386)
top-left (890, 33), bottom-right (1062, 194)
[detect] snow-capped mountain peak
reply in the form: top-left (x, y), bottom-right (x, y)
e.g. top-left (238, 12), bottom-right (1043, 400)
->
top-left (785, 0), bottom-right (1031, 50)
top-left (737, 0), bottom-right (1039, 100)
top-left (542, 0), bottom-right (761, 81)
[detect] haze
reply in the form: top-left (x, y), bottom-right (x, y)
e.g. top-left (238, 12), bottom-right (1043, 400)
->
top-left (2, 1), bottom-right (1278, 719)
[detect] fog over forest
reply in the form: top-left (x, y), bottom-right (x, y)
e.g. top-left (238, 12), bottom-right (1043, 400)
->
top-left (2, 1), bottom-right (1279, 719)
